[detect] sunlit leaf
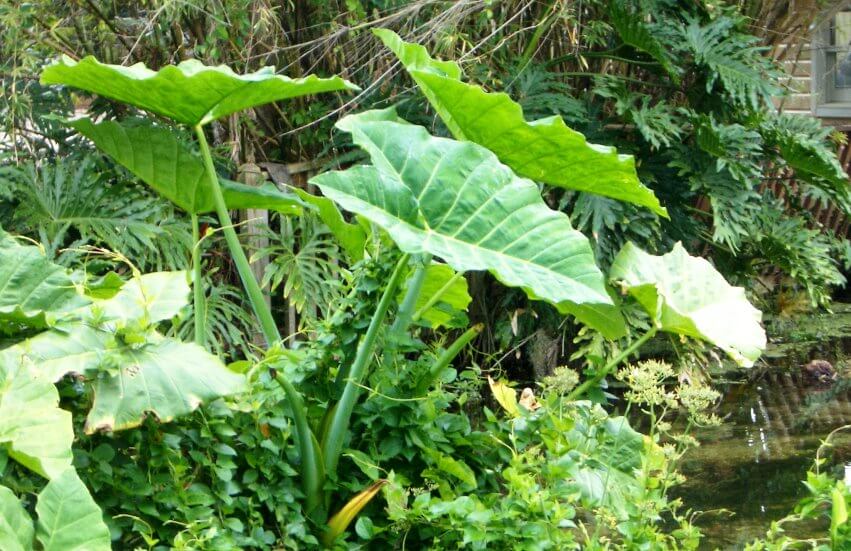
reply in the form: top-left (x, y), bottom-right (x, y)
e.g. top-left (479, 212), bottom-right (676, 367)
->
top-left (42, 56), bottom-right (357, 126)
top-left (374, 29), bottom-right (666, 216)
top-left (610, 242), bottom-right (765, 366)
top-left (488, 376), bottom-right (520, 418)
top-left (312, 109), bottom-right (625, 337)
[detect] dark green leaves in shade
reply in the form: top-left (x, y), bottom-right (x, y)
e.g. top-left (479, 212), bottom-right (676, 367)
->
top-left (69, 118), bottom-right (304, 215)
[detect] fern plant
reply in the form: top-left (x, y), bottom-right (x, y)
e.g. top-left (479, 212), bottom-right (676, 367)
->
top-left (0, 155), bottom-right (191, 270)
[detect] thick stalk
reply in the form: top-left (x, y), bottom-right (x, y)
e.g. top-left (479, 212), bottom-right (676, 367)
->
top-left (389, 254), bottom-right (431, 338)
top-left (411, 271), bottom-right (464, 323)
top-left (190, 213), bottom-right (206, 347)
top-left (567, 327), bottom-right (658, 401)
top-left (194, 124), bottom-right (280, 345)
top-left (274, 373), bottom-right (324, 516)
top-left (415, 323), bottom-right (482, 395)
top-left (322, 254), bottom-right (410, 475)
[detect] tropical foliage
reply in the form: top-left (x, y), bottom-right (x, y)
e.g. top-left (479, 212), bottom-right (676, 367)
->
top-left (0, 0), bottom-right (848, 549)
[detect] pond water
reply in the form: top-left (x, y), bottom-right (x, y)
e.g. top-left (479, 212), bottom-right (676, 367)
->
top-left (676, 371), bottom-right (851, 549)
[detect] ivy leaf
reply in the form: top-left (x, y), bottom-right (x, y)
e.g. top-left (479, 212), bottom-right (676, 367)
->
top-left (0, 357), bottom-right (73, 479)
top-left (312, 110), bottom-right (625, 338)
top-left (0, 231), bottom-right (88, 331)
top-left (610, 242), bottom-right (765, 366)
top-left (35, 469), bottom-right (111, 551)
top-left (42, 56), bottom-right (357, 126)
top-left (0, 486), bottom-right (34, 551)
top-left (69, 118), bottom-right (305, 215)
top-left (374, 29), bottom-right (666, 217)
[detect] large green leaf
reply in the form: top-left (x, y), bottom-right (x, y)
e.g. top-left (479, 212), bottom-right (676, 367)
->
top-left (311, 110), bottom-right (625, 338)
top-left (0, 357), bottom-right (73, 478)
top-left (69, 118), bottom-right (304, 215)
top-left (35, 469), bottom-right (111, 551)
top-left (0, 486), bottom-right (34, 551)
top-left (42, 56), bottom-right (357, 126)
top-left (85, 337), bottom-right (245, 433)
top-left (610, 242), bottom-right (765, 366)
top-left (374, 29), bottom-right (666, 217)
top-left (0, 231), bottom-right (88, 330)
top-left (5, 271), bottom-right (246, 433)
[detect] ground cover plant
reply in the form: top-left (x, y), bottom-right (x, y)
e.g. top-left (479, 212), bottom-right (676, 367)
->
top-left (0, 1), bottom-right (850, 549)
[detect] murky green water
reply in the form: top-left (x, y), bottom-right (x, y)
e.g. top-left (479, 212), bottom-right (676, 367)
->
top-left (676, 372), bottom-right (851, 549)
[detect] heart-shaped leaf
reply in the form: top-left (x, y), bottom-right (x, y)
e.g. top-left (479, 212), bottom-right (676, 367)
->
top-left (0, 357), bottom-right (73, 478)
top-left (0, 230), bottom-right (88, 331)
top-left (374, 29), bottom-right (666, 217)
top-left (610, 242), bottom-right (765, 366)
top-left (69, 118), bottom-right (304, 215)
top-left (311, 109), bottom-right (625, 338)
top-left (42, 56), bottom-right (357, 126)
top-left (35, 469), bottom-right (111, 551)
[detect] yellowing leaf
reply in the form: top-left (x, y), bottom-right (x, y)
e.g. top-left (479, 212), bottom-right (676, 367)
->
top-left (323, 480), bottom-right (387, 546)
top-left (488, 376), bottom-right (521, 418)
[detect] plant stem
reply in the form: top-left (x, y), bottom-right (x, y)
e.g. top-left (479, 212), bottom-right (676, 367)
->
top-left (415, 323), bottom-right (482, 395)
top-left (190, 213), bottom-right (206, 347)
top-left (273, 373), bottom-right (324, 516)
top-left (567, 327), bottom-right (658, 401)
top-left (411, 271), bottom-right (464, 323)
top-left (322, 253), bottom-right (410, 475)
top-left (390, 254), bottom-right (430, 337)
top-left (193, 124), bottom-right (280, 345)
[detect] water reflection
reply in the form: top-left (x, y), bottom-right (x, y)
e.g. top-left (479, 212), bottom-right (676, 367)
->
top-left (675, 372), bottom-right (851, 549)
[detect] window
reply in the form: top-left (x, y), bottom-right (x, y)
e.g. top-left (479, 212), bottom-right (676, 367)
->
top-left (813, 8), bottom-right (851, 117)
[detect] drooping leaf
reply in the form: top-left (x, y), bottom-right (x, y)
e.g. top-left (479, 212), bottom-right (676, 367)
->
top-left (610, 242), bottom-right (765, 366)
top-left (0, 356), bottom-right (73, 478)
top-left (291, 187), bottom-right (366, 261)
top-left (400, 262), bottom-right (470, 329)
top-left (0, 486), bottom-right (34, 551)
top-left (42, 56), bottom-right (357, 126)
top-left (0, 232), bottom-right (88, 331)
top-left (35, 469), bottom-right (111, 551)
top-left (312, 110), bottom-right (625, 338)
top-left (374, 29), bottom-right (666, 217)
top-left (84, 337), bottom-right (246, 433)
top-left (69, 118), bottom-right (304, 215)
